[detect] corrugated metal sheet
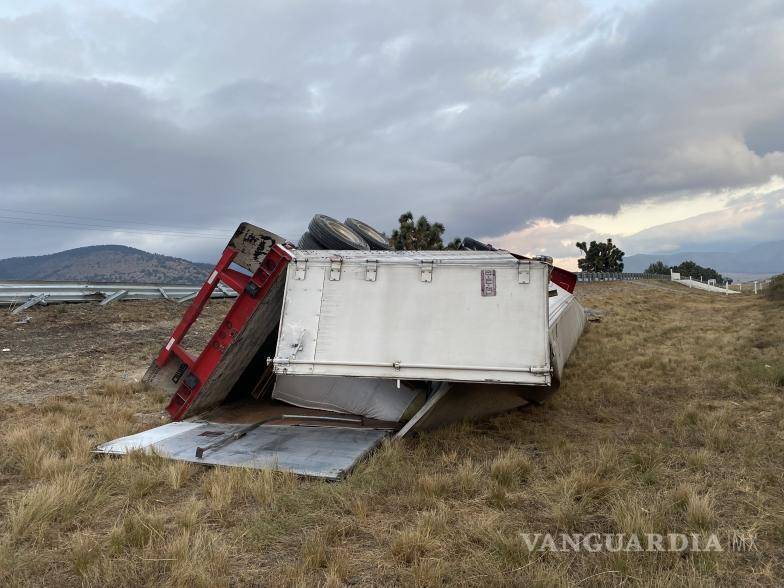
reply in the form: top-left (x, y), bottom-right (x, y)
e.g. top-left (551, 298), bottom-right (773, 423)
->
top-left (95, 421), bottom-right (387, 480)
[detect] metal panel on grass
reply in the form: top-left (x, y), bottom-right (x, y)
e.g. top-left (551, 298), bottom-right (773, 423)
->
top-left (95, 422), bottom-right (388, 480)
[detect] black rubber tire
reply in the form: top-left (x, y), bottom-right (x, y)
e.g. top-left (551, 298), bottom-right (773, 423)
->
top-left (297, 231), bottom-right (325, 250)
top-left (308, 214), bottom-right (369, 250)
top-left (344, 218), bottom-right (391, 250)
top-left (461, 237), bottom-right (494, 251)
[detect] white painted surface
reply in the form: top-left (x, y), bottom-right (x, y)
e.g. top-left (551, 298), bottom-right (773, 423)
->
top-left (272, 375), bottom-right (417, 421)
top-left (548, 284), bottom-right (587, 381)
top-left (273, 250), bottom-right (551, 385)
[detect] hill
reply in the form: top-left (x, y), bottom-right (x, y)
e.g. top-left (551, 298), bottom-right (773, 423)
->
top-left (0, 245), bottom-right (213, 284)
top-left (624, 240), bottom-right (784, 279)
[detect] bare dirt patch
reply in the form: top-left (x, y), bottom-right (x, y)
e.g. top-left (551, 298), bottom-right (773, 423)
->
top-left (0, 299), bottom-right (232, 404)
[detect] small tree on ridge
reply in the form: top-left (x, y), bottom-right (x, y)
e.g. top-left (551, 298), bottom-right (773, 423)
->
top-left (576, 239), bottom-right (625, 272)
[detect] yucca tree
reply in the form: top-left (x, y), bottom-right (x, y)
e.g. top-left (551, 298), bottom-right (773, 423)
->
top-left (576, 238), bottom-right (625, 272)
top-left (391, 211), bottom-right (458, 250)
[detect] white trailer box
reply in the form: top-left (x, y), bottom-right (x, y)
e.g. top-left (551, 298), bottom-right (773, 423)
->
top-left (272, 250), bottom-right (552, 386)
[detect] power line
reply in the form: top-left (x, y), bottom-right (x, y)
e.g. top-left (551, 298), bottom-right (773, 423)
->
top-left (0, 217), bottom-right (228, 239)
top-left (0, 214), bottom-right (227, 238)
top-left (0, 207), bottom-right (235, 236)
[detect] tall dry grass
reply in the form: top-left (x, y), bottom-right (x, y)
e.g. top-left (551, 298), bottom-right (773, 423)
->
top-left (0, 282), bottom-right (783, 585)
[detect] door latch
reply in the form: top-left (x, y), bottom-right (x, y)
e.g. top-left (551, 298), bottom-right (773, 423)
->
top-left (365, 260), bottom-right (378, 282)
top-left (420, 261), bottom-right (433, 283)
top-left (329, 257), bottom-right (343, 281)
top-left (517, 260), bottom-right (531, 284)
top-left (294, 259), bottom-right (307, 280)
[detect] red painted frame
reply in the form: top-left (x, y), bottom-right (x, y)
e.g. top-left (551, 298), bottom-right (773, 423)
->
top-left (158, 244), bottom-right (292, 420)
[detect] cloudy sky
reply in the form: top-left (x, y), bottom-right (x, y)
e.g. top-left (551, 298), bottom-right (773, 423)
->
top-left (1, 0), bottom-right (783, 269)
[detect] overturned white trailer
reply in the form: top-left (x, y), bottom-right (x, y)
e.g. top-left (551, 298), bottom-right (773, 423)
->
top-left (97, 224), bottom-right (585, 479)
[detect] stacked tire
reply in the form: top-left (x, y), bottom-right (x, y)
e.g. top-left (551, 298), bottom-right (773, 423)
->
top-left (344, 218), bottom-right (391, 250)
top-left (460, 237), bottom-right (495, 251)
top-left (297, 231), bottom-right (324, 249)
top-left (297, 214), bottom-right (391, 251)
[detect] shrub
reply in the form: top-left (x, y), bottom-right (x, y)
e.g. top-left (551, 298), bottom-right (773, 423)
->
top-left (767, 274), bottom-right (784, 301)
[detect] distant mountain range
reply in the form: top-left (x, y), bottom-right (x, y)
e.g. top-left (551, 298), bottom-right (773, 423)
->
top-left (0, 245), bottom-right (213, 284)
top-left (3, 240), bottom-right (781, 284)
top-left (625, 240), bottom-right (784, 279)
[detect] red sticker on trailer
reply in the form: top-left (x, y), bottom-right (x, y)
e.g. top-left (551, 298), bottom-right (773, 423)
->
top-left (481, 269), bottom-right (496, 296)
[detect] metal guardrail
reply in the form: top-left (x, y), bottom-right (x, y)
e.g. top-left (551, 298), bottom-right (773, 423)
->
top-left (727, 279), bottom-right (773, 294)
top-left (0, 280), bottom-right (237, 314)
top-left (672, 277), bottom-right (739, 294)
top-left (576, 272), bottom-right (769, 296)
top-left (576, 272), bottom-right (669, 282)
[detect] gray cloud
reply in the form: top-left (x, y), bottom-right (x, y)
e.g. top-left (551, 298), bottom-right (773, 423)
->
top-left (621, 189), bottom-right (784, 254)
top-left (0, 0), bottom-right (783, 262)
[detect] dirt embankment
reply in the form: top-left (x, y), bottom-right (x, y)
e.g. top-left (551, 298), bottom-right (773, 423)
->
top-left (0, 299), bottom-right (232, 404)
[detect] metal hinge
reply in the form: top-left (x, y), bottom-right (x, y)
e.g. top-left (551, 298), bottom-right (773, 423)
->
top-left (420, 261), bottom-right (433, 283)
top-left (295, 259), bottom-right (307, 280)
top-left (329, 256), bottom-right (343, 281)
top-left (517, 260), bottom-right (531, 284)
top-left (365, 260), bottom-right (378, 282)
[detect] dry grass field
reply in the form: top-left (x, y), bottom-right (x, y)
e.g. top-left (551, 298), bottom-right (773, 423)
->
top-left (1, 281), bottom-right (783, 587)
